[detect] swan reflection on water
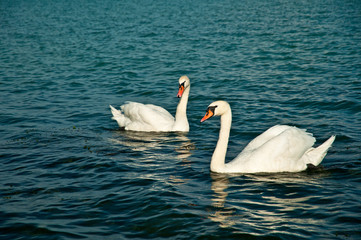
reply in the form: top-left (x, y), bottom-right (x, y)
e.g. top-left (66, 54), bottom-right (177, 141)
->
top-left (209, 173), bottom-right (237, 228)
top-left (109, 130), bottom-right (195, 188)
top-left (109, 130), bottom-right (194, 160)
top-left (208, 172), bottom-right (328, 230)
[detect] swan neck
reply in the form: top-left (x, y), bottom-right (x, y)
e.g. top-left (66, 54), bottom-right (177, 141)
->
top-left (211, 109), bottom-right (232, 172)
top-left (174, 86), bottom-right (190, 131)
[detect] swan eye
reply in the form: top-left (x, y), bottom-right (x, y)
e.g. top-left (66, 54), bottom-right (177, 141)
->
top-left (206, 106), bottom-right (217, 116)
top-left (208, 106), bottom-right (217, 115)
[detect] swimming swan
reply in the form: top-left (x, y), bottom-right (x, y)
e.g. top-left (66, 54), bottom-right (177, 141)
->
top-left (110, 76), bottom-right (190, 132)
top-left (201, 100), bottom-right (335, 173)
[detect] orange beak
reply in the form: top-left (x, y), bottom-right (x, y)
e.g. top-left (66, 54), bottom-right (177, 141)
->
top-left (177, 84), bottom-right (184, 98)
top-left (201, 109), bottom-right (214, 122)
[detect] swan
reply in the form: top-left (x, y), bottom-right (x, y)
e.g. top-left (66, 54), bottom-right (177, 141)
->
top-left (201, 100), bottom-right (335, 173)
top-left (110, 75), bottom-right (190, 132)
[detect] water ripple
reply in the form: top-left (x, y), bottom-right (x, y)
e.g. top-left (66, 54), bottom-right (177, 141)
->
top-left (1, 0), bottom-right (361, 239)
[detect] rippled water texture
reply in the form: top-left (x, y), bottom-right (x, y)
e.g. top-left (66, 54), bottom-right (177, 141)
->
top-left (1, 0), bottom-right (361, 239)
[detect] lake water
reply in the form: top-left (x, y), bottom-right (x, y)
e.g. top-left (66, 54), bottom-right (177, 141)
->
top-left (1, 0), bottom-right (361, 239)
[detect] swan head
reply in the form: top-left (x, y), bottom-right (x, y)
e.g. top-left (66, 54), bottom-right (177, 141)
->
top-left (177, 75), bottom-right (190, 98)
top-left (201, 101), bottom-right (230, 122)
top-left (201, 101), bottom-right (231, 122)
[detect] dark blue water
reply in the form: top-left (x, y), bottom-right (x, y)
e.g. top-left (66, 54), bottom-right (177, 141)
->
top-left (1, 0), bottom-right (361, 239)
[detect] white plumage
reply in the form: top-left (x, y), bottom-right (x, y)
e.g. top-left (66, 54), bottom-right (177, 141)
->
top-left (201, 100), bottom-right (335, 173)
top-left (110, 76), bottom-right (190, 132)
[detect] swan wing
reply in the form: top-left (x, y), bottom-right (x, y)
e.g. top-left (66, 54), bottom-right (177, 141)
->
top-left (242, 125), bottom-right (297, 152)
top-left (121, 102), bottom-right (175, 131)
top-left (229, 127), bottom-right (315, 173)
top-left (144, 103), bottom-right (174, 120)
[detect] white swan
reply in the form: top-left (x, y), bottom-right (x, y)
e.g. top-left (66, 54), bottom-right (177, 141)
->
top-left (110, 76), bottom-right (190, 132)
top-left (201, 101), bottom-right (335, 173)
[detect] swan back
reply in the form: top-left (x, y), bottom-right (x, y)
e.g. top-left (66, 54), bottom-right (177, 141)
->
top-left (121, 102), bottom-right (175, 131)
top-left (230, 127), bottom-right (315, 173)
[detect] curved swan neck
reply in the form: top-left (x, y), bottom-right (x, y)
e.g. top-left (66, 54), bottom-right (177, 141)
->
top-left (211, 108), bottom-right (232, 172)
top-left (174, 85), bottom-right (190, 131)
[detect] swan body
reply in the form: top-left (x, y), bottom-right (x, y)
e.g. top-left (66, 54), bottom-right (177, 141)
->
top-left (201, 101), bottom-right (335, 173)
top-left (110, 76), bottom-right (190, 132)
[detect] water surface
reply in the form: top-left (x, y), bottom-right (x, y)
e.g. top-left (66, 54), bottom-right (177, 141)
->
top-left (1, 0), bottom-right (361, 239)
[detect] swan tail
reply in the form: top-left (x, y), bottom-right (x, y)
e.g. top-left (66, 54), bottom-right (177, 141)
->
top-left (304, 135), bottom-right (336, 166)
top-left (110, 105), bottom-right (127, 127)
